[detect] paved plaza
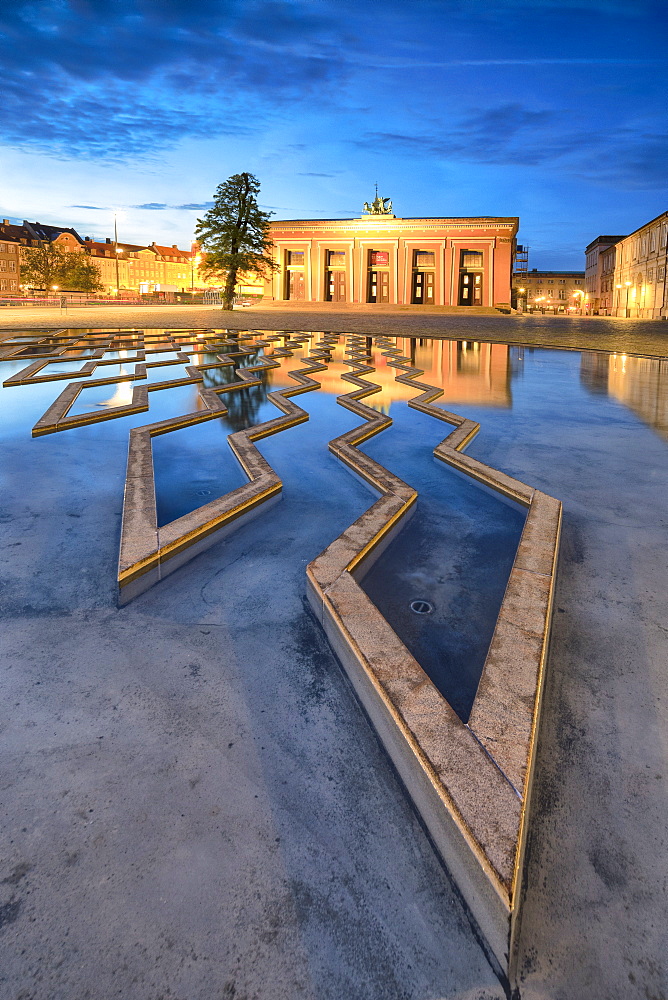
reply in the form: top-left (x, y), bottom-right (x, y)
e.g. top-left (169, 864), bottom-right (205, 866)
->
top-left (0, 312), bottom-right (667, 1000)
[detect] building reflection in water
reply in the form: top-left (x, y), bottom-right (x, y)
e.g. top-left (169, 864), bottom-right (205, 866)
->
top-left (581, 352), bottom-right (668, 442)
top-left (254, 336), bottom-right (513, 413)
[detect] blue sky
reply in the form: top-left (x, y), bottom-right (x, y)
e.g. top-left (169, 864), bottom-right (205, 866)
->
top-left (1, 0), bottom-right (666, 267)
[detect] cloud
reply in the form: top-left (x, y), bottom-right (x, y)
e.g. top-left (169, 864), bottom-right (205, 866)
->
top-left (175, 202), bottom-right (215, 210)
top-left (0, 0), bottom-right (348, 161)
top-left (354, 103), bottom-right (668, 189)
top-left (70, 204), bottom-right (108, 210)
top-left (298, 172), bottom-right (338, 177)
top-left (134, 203), bottom-right (168, 210)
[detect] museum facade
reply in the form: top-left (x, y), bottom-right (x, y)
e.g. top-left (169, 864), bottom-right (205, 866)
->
top-left (263, 208), bottom-right (519, 308)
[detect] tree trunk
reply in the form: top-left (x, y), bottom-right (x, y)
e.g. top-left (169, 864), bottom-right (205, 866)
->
top-left (222, 268), bottom-right (237, 310)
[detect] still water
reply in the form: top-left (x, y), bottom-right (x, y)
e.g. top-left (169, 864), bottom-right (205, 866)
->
top-left (1, 329), bottom-right (667, 720)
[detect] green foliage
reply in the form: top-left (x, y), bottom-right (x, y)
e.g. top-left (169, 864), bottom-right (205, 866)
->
top-left (64, 254), bottom-right (104, 293)
top-left (20, 242), bottom-right (103, 293)
top-left (195, 172), bottom-right (278, 309)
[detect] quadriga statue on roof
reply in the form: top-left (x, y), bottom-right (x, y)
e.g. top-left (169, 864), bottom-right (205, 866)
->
top-left (363, 193), bottom-right (393, 215)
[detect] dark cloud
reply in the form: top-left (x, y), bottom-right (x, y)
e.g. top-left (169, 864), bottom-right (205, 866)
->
top-left (0, 0), bottom-right (348, 160)
top-left (356, 103), bottom-right (668, 189)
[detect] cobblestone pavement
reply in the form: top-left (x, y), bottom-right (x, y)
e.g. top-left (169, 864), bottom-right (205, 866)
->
top-left (1, 302), bottom-right (667, 356)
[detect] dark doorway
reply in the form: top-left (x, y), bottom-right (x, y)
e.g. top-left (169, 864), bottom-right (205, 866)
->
top-left (459, 272), bottom-right (483, 306)
top-left (286, 270), bottom-right (305, 300)
top-left (368, 270), bottom-right (389, 303)
top-left (326, 270), bottom-right (346, 302)
top-left (412, 271), bottom-right (434, 304)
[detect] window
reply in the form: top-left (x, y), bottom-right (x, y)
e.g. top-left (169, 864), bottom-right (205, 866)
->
top-left (462, 251), bottom-right (483, 268)
top-left (415, 251), bottom-right (435, 267)
top-left (9, 280), bottom-right (16, 290)
top-left (559, 279), bottom-right (565, 284)
top-left (558, 289), bottom-right (566, 299)
top-left (650, 230), bottom-right (657, 252)
top-left (9, 261), bottom-right (15, 271)
top-left (0, 260), bottom-right (6, 271)
top-left (0, 279), bottom-right (6, 290)
top-left (648, 269), bottom-right (654, 282)
top-left (547, 279), bottom-right (554, 284)
top-left (658, 266), bottom-right (666, 281)
top-left (287, 250), bottom-right (305, 266)
top-left (0, 244), bottom-right (4, 253)
top-left (327, 250), bottom-right (346, 266)
top-left (574, 279), bottom-right (581, 285)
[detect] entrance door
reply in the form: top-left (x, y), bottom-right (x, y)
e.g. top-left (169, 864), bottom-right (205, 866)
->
top-left (368, 270), bottom-right (389, 303)
top-left (412, 271), bottom-right (434, 304)
top-left (459, 272), bottom-right (483, 306)
top-left (287, 270), bottom-right (305, 300)
top-left (326, 270), bottom-right (346, 302)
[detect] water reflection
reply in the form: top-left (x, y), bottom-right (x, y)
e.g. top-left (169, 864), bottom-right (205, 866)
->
top-left (581, 352), bottom-right (668, 441)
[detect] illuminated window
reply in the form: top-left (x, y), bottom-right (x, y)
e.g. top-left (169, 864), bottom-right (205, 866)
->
top-left (462, 251), bottom-right (483, 268)
top-left (327, 250), bottom-right (346, 266)
top-left (415, 251), bottom-right (435, 267)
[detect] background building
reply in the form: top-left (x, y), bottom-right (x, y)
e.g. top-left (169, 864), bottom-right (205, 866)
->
top-left (513, 269), bottom-right (585, 312)
top-left (0, 220), bottom-right (22, 294)
top-left (264, 210), bottom-right (519, 308)
top-left (585, 236), bottom-right (626, 314)
top-left (593, 212), bottom-right (668, 319)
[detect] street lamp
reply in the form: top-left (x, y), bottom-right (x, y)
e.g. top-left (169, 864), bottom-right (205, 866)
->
top-left (572, 289), bottom-right (585, 314)
top-left (191, 253), bottom-right (201, 292)
top-left (615, 280), bottom-right (632, 317)
top-left (113, 214), bottom-right (122, 295)
top-left (518, 286), bottom-right (526, 312)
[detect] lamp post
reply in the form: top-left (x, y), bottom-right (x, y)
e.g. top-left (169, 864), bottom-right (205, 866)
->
top-left (615, 280), bottom-right (632, 317)
top-left (113, 214), bottom-right (124, 296)
top-left (191, 253), bottom-right (201, 292)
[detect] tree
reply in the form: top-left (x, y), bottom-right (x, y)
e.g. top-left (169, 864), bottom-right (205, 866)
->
top-left (20, 243), bottom-right (69, 291)
top-left (64, 254), bottom-right (103, 293)
top-left (195, 173), bottom-right (278, 310)
top-left (20, 242), bottom-right (102, 293)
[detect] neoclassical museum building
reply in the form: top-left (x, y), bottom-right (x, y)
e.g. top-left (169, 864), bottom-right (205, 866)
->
top-left (263, 195), bottom-right (519, 308)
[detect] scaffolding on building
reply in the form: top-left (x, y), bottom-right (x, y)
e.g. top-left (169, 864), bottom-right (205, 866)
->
top-left (514, 244), bottom-right (529, 274)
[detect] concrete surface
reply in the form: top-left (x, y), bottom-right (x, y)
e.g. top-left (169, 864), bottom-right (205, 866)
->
top-left (1, 325), bottom-right (667, 1000)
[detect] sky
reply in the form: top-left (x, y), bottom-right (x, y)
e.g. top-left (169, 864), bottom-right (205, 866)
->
top-left (1, 0), bottom-right (666, 269)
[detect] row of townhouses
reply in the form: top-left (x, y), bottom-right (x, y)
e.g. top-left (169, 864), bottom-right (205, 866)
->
top-left (585, 211), bottom-right (668, 318)
top-left (0, 220), bottom-right (207, 296)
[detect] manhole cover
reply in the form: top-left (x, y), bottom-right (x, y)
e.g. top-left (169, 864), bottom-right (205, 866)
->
top-left (410, 600), bottom-right (434, 615)
top-left (195, 488), bottom-right (213, 497)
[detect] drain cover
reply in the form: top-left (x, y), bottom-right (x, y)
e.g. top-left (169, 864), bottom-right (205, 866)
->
top-left (195, 488), bottom-right (212, 497)
top-left (410, 600), bottom-right (434, 615)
